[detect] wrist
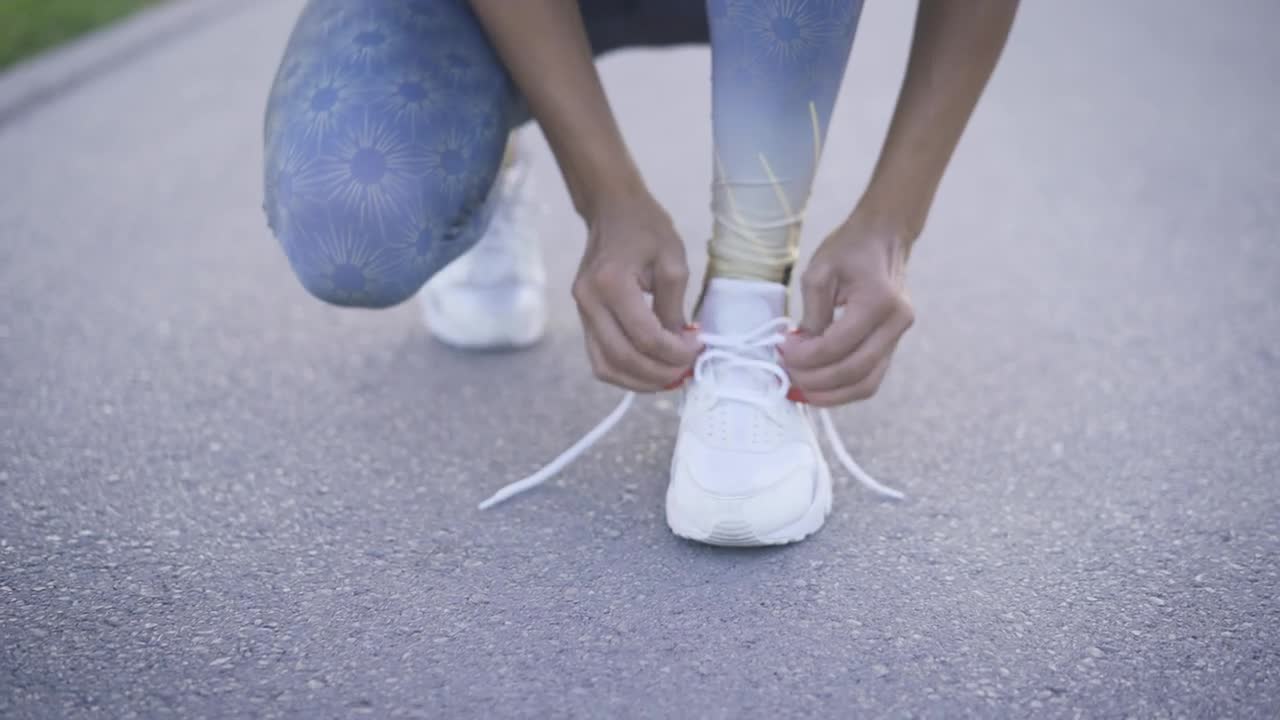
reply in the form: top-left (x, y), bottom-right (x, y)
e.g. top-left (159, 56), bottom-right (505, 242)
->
top-left (576, 174), bottom-right (650, 224)
top-left (851, 181), bottom-right (933, 247)
top-left (555, 142), bottom-right (649, 222)
top-left (575, 171), bottom-right (657, 228)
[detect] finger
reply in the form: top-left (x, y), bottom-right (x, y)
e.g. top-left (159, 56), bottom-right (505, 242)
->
top-left (584, 300), bottom-right (688, 389)
top-left (574, 283), bottom-right (663, 391)
top-left (785, 288), bottom-right (900, 370)
top-left (788, 308), bottom-right (911, 393)
top-left (605, 283), bottom-right (701, 368)
top-left (575, 275), bottom-right (689, 390)
top-left (799, 263), bottom-right (839, 337)
top-left (649, 255), bottom-right (690, 333)
top-left (803, 353), bottom-right (894, 408)
top-left (581, 331), bottom-right (655, 392)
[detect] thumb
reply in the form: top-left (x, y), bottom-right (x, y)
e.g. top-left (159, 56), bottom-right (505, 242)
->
top-left (799, 265), bottom-right (838, 337)
top-left (650, 258), bottom-right (691, 333)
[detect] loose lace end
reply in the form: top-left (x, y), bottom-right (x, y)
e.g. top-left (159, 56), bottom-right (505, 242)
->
top-left (477, 392), bottom-right (636, 509)
top-left (478, 316), bottom-right (905, 510)
top-left (818, 409), bottom-right (906, 500)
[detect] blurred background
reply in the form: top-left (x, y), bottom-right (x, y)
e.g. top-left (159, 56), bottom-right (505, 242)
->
top-left (0, 0), bottom-right (162, 70)
top-left (1, 0), bottom-right (1277, 718)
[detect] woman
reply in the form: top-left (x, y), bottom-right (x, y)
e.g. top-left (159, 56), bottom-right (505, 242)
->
top-left (263, 0), bottom-right (1018, 545)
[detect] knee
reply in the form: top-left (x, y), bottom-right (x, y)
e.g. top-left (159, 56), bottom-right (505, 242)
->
top-left (262, 179), bottom-right (412, 309)
top-left (267, 207), bottom-right (422, 309)
top-left (264, 176), bottom-right (483, 310)
top-left (262, 114), bottom-right (503, 310)
top-left (293, 255), bottom-right (417, 309)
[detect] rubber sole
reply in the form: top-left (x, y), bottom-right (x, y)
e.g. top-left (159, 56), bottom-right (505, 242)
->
top-left (665, 465), bottom-right (834, 547)
top-left (428, 314), bottom-right (546, 350)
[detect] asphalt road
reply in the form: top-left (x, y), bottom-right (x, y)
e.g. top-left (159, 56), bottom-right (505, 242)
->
top-left (2, 0), bottom-right (1278, 717)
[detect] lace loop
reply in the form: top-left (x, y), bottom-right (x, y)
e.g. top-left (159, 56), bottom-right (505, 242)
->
top-left (693, 317), bottom-right (792, 405)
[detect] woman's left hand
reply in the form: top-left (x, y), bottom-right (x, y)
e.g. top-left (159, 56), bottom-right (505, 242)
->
top-left (780, 210), bottom-right (916, 407)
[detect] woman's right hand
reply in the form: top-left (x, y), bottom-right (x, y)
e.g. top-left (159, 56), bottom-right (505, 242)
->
top-left (465, 2), bottom-right (698, 389)
top-left (572, 193), bottom-right (703, 392)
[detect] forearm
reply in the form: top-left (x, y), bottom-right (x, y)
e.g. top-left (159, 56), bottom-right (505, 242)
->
top-left (859, 0), bottom-right (1019, 240)
top-left (467, 0), bottom-right (645, 218)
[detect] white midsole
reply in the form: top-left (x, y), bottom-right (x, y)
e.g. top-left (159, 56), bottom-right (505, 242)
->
top-left (666, 463), bottom-right (833, 547)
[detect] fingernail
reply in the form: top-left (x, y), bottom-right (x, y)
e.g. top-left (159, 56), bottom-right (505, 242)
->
top-left (787, 387), bottom-right (808, 403)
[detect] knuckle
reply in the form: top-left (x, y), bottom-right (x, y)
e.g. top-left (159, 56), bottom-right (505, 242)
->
top-left (871, 285), bottom-right (898, 313)
top-left (584, 349), bottom-right (606, 373)
top-left (604, 375), bottom-right (633, 390)
top-left (801, 266), bottom-right (835, 291)
top-left (636, 332), bottom-right (663, 355)
top-left (656, 260), bottom-right (689, 285)
top-left (894, 293), bottom-right (914, 321)
top-left (592, 263), bottom-right (626, 292)
top-left (849, 383), bottom-right (876, 401)
top-left (594, 365), bottom-right (632, 389)
top-left (571, 279), bottom-right (592, 305)
top-left (596, 341), bottom-right (623, 367)
top-left (598, 342), bottom-right (635, 375)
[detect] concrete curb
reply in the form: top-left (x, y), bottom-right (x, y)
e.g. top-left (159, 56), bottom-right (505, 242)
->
top-left (0, 0), bottom-right (260, 128)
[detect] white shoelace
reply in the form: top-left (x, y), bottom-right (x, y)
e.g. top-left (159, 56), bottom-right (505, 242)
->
top-left (477, 318), bottom-right (905, 509)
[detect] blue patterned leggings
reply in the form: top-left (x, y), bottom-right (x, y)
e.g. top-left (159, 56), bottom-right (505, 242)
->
top-left (264, 0), bottom-right (862, 307)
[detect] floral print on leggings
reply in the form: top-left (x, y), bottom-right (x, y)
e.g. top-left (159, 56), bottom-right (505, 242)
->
top-left (264, 0), bottom-right (512, 308)
top-left (263, 0), bottom-right (860, 306)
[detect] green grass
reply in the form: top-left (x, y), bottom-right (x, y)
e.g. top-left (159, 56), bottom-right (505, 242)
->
top-left (0, 0), bottom-right (164, 71)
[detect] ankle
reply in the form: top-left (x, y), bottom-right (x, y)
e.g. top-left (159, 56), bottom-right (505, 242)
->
top-left (694, 266), bottom-right (791, 317)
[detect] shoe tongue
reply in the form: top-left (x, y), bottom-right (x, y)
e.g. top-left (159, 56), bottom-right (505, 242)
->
top-left (697, 278), bottom-right (787, 334)
top-left (696, 279), bottom-right (788, 394)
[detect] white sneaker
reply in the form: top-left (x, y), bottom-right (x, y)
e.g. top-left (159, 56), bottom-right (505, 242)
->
top-left (664, 278), bottom-right (831, 545)
top-left (418, 149), bottom-right (547, 349)
top-left (474, 279), bottom-right (903, 535)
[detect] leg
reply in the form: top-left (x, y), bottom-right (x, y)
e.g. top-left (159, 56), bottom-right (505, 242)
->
top-left (264, 0), bottom-right (709, 310)
top-left (705, 0), bottom-right (865, 283)
top-left (264, 0), bottom-right (515, 308)
top-left (663, 2), bottom-right (872, 546)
